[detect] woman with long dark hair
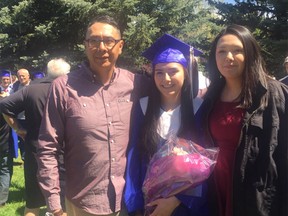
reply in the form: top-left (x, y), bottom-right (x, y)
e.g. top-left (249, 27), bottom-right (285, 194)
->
top-left (125, 34), bottom-right (208, 216)
top-left (195, 24), bottom-right (288, 216)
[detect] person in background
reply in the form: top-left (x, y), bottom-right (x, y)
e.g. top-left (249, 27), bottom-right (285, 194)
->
top-left (0, 70), bottom-right (13, 96)
top-left (11, 72), bottom-right (18, 85)
top-left (13, 68), bottom-right (31, 161)
top-left (0, 92), bottom-right (13, 207)
top-left (0, 70), bottom-right (19, 160)
top-left (192, 57), bottom-right (210, 112)
top-left (36, 15), bottom-right (148, 216)
top-left (13, 68), bottom-right (31, 94)
top-left (197, 71), bottom-right (210, 99)
top-left (279, 56), bottom-right (288, 85)
top-left (13, 68), bottom-right (31, 91)
top-left (125, 34), bottom-right (208, 216)
top-left (32, 72), bottom-right (45, 80)
top-left (0, 70), bottom-right (18, 159)
top-left (0, 58), bottom-right (70, 216)
top-left (193, 70), bottom-right (210, 113)
top-left (195, 24), bottom-right (288, 216)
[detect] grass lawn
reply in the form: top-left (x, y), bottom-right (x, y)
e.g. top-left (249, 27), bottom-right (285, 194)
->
top-left (0, 157), bottom-right (47, 216)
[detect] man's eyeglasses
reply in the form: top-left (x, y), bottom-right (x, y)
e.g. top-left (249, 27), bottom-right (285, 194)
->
top-left (85, 38), bottom-right (122, 49)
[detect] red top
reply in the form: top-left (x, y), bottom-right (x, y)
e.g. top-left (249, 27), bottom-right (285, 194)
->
top-left (209, 100), bottom-right (245, 216)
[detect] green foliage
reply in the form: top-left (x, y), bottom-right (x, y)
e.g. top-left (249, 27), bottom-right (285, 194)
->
top-left (208, 0), bottom-right (288, 77)
top-left (0, 0), bottom-right (217, 70)
top-left (0, 0), bottom-right (285, 76)
top-left (0, 0), bottom-right (217, 72)
top-left (122, 14), bottom-right (160, 69)
top-left (0, 0), bottom-right (88, 70)
top-left (0, 158), bottom-right (46, 216)
top-left (121, 0), bottom-right (217, 70)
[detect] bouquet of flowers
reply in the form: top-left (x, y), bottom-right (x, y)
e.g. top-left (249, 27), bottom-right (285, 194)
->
top-left (142, 135), bottom-right (219, 204)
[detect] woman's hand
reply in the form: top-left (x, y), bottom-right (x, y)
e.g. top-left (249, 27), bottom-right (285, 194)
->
top-left (147, 196), bottom-right (181, 216)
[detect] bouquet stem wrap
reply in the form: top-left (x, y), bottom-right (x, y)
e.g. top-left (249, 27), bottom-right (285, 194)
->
top-left (142, 135), bottom-right (219, 205)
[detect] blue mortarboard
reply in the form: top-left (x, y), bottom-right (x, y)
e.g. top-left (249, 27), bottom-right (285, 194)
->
top-left (1, 70), bottom-right (11, 77)
top-left (142, 33), bottom-right (203, 98)
top-left (33, 71), bottom-right (45, 79)
top-left (142, 33), bottom-right (203, 67)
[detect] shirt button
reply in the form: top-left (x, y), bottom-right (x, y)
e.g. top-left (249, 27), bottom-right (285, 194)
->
top-left (111, 158), bottom-right (115, 162)
top-left (108, 122), bottom-right (112, 126)
top-left (110, 140), bottom-right (114, 144)
top-left (111, 175), bottom-right (115, 179)
top-left (106, 103), bottom-right (109, 107)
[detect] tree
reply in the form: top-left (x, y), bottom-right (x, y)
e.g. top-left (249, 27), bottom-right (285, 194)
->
top-left (122, 13), bottom-right (160, 70)
top-left (0, 0), bottom-right (89, 71)
top-left (208, 0), bottom-right (288, 77)
top-left (0, 0), bottom-right (140, 71)
top-left (0, 0), bottom-right (219, 73)
top-left (123, 0), bottom-right (218, 70)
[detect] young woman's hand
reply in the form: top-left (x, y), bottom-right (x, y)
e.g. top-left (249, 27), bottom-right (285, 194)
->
top-left (147, 196), bottom-right (181, 216)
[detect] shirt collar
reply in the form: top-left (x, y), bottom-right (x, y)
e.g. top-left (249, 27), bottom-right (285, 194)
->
top-left (81, 61), bottom-right (118, 85)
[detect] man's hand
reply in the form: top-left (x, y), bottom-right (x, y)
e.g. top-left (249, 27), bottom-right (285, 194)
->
top-left (147, 196), bottom-right (181, 216)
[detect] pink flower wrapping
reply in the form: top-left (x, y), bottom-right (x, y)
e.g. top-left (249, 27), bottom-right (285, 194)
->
top-left (142, 137), bottom-right (218, 204)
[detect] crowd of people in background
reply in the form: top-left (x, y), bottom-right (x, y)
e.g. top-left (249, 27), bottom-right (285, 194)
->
top-left (0, 14), bottom-right (287, 216)
top-left (0, 59), bottom-right (70, 216)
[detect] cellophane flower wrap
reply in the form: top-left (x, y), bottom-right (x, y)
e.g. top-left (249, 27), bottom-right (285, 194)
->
top-left (142, 135), bottom-right (219, 204)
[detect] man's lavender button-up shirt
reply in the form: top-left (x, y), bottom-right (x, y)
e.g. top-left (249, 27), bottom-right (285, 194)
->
top-left (37, 62), bottom-right (147, 214)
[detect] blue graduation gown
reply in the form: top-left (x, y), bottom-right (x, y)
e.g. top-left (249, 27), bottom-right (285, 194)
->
top-left (124, 101), bottom-right (209, 216)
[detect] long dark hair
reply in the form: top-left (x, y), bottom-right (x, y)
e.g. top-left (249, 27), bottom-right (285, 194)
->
top-left (207, 24), bottom-right (268, 109)
top-left (140, 66), bottom-right (195, 161)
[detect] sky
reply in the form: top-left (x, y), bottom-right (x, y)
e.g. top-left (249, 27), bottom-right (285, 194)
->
top-left (224, 0), bottom-right (236, 4)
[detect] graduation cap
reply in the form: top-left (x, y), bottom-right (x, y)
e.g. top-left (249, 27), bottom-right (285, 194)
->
top-left (32, 71), bottom-right (45, 79)
top-left (1, 70), bottom-right (11, 77)
top-left (142, 33), bottom-right (203, 98)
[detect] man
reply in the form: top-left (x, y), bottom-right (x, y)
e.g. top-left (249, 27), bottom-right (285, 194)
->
top-left (0, 59), bottom-right (70, 216)
top-left (279, 56), bottom-right (288, 85)
top-left (13, 68), bottom-right (31, 161)
top-left (36, 15), bottom-right (147, 216)
top-left (14, 68), bottom-right (31, 91)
